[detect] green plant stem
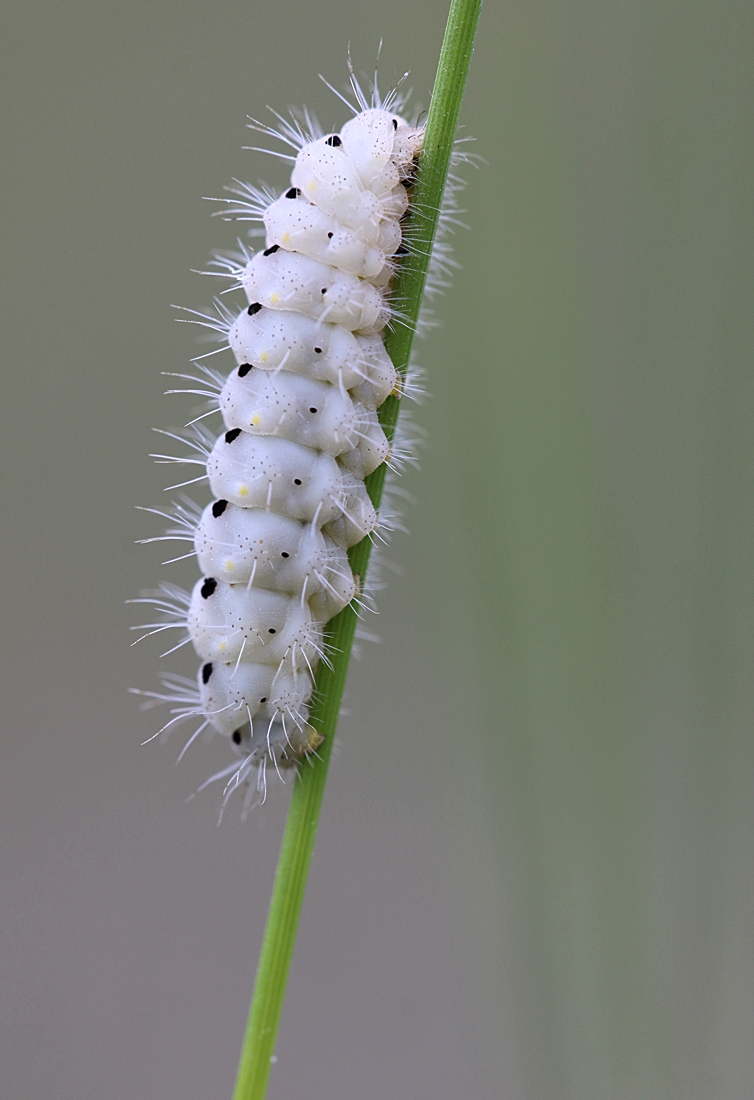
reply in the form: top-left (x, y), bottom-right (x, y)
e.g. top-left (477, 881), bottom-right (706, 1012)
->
top-left (232, 3), bottom-right (483, 1097)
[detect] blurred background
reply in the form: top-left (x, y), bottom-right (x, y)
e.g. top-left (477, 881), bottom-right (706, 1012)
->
top-left (2, 1), bottom-right (752, 1097)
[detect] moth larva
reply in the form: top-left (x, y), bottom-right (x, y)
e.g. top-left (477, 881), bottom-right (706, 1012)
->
top-left (132, 67), bottom-right (466, 815)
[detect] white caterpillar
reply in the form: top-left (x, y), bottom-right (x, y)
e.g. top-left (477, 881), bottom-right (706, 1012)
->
top-left (133, 74), bottom-right (432, 811)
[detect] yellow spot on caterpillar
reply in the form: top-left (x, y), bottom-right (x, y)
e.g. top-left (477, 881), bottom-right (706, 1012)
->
top-left (260, 350), bottom-right (268, 363)
top-left (281, 231), bottom-right (290, 244)
top-left (288, 723), bottom-right (324, 760)
top-left (306, 181), bottom-right (316, 192)
top-left (238, 484), bottom-right (248, 497)
top-left (224, 559), bottom-right (235, 572)
top-left (302, 726), bottom-right (324, 754)
top-left (250, 413), bottom-right (261, 426)
top-left (269, 292), bottom-right (280, 304)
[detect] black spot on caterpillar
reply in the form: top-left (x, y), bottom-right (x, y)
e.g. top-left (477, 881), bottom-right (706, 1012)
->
top-left (200, 577), bottom-right (217, 599)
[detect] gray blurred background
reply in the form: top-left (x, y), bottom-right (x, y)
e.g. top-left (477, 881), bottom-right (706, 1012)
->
top-left (2, 1), bottom-right (752, 1097)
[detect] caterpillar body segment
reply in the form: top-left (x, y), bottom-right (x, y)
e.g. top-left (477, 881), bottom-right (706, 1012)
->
top-left (228, 309), bottom-right (398, 405)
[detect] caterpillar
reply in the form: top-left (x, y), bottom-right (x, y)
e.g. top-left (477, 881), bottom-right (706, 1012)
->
top-left (132, 66), bottom-right (465, 814)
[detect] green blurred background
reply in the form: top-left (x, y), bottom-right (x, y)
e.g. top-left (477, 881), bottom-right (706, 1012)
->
top-left (2, 1), bottom-right (752, 1097)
